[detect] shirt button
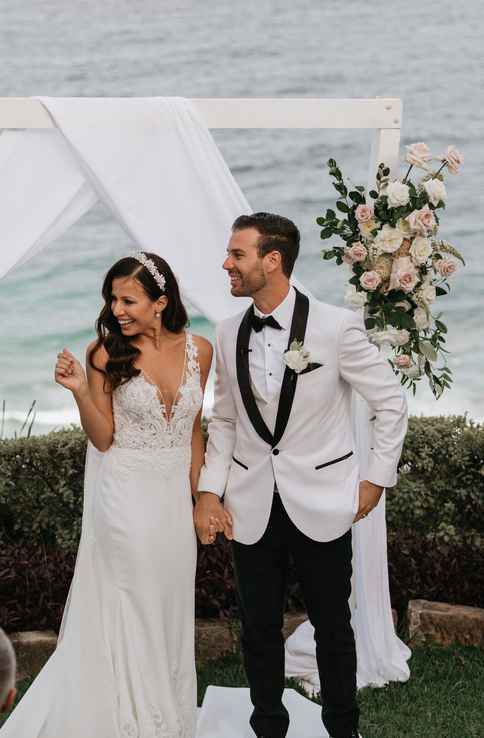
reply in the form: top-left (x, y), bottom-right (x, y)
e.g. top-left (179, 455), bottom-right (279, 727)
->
top-left (272, 448), bottom-right (279, 455)
top-left (268, 372), bottom-right (272, 376)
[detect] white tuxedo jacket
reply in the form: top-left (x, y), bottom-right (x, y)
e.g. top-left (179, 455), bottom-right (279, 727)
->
top-left (198, 288), bottom-right (408, 544)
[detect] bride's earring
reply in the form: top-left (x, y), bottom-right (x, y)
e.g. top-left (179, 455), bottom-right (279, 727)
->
top-left (155, 312), bottom-right (160, 319)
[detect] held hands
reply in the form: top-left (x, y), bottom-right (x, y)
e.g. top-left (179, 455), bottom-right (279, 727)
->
top-left (194, 492), bottom-right (233, 544)
top-left (353, 479), bottom-right (384, 523)
top-left (54, 348), bottom-right (88, 395)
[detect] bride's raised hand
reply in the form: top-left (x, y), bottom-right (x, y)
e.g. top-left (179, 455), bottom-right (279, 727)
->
top-left (55, 348), bottom-right (88, 395)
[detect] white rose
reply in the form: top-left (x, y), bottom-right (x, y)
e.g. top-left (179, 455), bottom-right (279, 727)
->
top-left (401, 363), bottom-right (422, 378)
top-left (414, 307), bottom-right (430, 330)
top-left (371, 327), bottom-right (410, 347)
top-left (344, 285), bottom-right (367, 309)
top-left (420, 284), bottom-right (437, 305)
top-left (442, 145), bottom-right (463, 175)
top-left (386, 181), bottom-right (410, 208)
top-left (405, 142), bottom-right (432, 169)
top-left (394, 329), bottom-right (411, 346)
top-left (423, 178), bottom-right (447, 207)
top-left (374, 224), bottom-right (404, 254)
top-left (284, 351), bottom-right (307, 373)
top-left (409, 236), bottom-right (432, 265)
top-left (283, 342), bottom-right (311, 373)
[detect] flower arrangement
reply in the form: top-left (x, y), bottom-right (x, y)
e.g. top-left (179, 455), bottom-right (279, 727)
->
top-left (317, 143), bottom-right (464, 397)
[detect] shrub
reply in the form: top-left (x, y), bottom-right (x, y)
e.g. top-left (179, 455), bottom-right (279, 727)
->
top-left (0, 416), bottom-right (482, 632)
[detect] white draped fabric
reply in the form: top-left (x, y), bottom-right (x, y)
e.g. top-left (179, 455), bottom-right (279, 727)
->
top-left (0, 97), bottom-right (409, 720)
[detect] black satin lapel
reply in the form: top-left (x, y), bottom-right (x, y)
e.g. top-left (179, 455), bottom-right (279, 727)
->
top-left (273, 289), bottom-right (310, 447)
top-left (236, 306), bottom-right (274, 446)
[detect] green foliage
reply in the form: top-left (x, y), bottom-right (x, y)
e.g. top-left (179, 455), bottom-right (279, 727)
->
top-left (0, 418), bottom-right (482, 633)
top-left (389, 415), bottom-right (483, 547)
top-left (0, 427), bottom-right (87, 551)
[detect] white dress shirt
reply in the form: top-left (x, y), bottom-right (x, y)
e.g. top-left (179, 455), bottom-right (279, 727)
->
top-left (249, 286), bottom-right (296, 404)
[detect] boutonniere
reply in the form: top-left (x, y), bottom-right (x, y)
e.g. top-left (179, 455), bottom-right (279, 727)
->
top-left (283, 340), bottom-right (324, 375)
top-left (283, 340), bottom-right (312, 374)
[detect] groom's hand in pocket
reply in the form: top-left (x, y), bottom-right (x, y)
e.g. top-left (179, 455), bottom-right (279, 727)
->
top-left (353, 480), bottom-right (384, 523)
top-left (194, 492), bottom-right (233, 544)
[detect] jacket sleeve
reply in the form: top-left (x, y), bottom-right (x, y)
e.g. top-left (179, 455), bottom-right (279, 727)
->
top-left (197, 325), bottom-right (237, 497)
top-left (338, 310), bottom-right (408, 488)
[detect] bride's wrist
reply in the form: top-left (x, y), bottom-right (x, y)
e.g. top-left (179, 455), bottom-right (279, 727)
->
top-left (73, 382), bottom-right (90, 402)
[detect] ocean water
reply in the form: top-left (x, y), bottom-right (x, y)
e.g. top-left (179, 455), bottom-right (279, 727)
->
top-left (0, 0), bottom-right (483, 437)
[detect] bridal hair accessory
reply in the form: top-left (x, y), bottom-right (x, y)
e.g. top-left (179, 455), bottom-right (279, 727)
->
top-left (130, 251), bottom-right (166, 292)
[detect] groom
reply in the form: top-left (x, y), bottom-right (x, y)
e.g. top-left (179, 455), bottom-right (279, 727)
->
top-left (194, 213), bottom-right (407, 738)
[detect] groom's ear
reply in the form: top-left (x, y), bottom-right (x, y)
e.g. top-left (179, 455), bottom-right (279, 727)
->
top-left (263, 249), bottom-right (282, 273)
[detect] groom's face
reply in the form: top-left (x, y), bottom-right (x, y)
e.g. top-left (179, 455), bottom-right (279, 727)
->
top-left (224, 227), bottom-right (267, 297)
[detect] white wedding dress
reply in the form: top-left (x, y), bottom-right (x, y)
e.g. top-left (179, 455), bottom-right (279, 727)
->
top-left (1, 331), bottom-right (202, 738)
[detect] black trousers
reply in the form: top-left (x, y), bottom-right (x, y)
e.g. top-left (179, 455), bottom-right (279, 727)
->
top-left (232, 493), bottom-right (359, 738)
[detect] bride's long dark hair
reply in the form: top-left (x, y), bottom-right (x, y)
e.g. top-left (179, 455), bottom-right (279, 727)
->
top-left (89, 253), bottom-right (188, 390)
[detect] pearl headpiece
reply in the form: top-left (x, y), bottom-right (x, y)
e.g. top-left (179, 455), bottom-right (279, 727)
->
top-left (130, 251), bottom-right (166, 292)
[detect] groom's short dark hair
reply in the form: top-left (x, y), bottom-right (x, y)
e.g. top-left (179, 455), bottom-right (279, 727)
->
top-left (232, 212), bottom-right (300, 278)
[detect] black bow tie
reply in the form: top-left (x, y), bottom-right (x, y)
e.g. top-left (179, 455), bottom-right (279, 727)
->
top-left (251, 313), bottom-right (283, 333)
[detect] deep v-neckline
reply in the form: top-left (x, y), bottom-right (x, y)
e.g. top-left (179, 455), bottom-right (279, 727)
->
top-left (138, 332), bottom-right (188, 424)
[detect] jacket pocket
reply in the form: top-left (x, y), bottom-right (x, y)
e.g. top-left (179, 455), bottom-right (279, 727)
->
top-left (232, 456), bottom-right (248, 470)
top-left (315, 450), bottom-right (353, 470)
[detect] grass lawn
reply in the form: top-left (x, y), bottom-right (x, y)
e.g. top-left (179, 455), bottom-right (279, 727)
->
top-left (2, 644), bottom-right (482, 737)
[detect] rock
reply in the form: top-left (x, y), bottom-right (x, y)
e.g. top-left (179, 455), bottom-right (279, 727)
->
top-left (8, 630), bottom-right (58, 681)
top-left (195, 619), bottom-right (239, 664)
top-left (195, 612), bottom-right (308, 664)
top-left (407, 599), bottom-right (484, 647)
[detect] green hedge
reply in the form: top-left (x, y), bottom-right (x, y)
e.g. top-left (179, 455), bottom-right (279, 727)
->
top-left (0, 416), bottom-right (483, 632)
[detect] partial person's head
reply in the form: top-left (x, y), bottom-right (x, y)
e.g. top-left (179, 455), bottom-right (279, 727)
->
top-left (0, 628), bottom-right (16, 713)
top-left (91, 251), bottom-right (188, 389)
top-left (223, 212), bottom-right (300, 298)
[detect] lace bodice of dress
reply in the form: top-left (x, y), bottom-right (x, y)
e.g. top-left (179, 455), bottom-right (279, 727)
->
top-left (112, 332), bottom-right (203, 451)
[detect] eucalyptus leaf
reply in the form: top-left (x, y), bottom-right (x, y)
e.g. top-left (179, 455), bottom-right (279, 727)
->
top-left (420, 342), bottom-right (439, 362)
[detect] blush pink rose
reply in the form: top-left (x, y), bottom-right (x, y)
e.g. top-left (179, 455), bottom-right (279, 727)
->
top-left (406, 205), bottom-right (436, 235)
top-left (394, 354), bottom-right (412, 368)
top-left (355, 204), bottom-right (374, 223)
top-left (389, 256), bottom-right (419, 293)
top-left (443, 145), bottom-right (464, 175)
top-left (348, 242), bottom-right (367, 262)
top-left (398, 267), bottom-right (419, 293)
top-left (435, 258), bottom-right (458, 277)
top-left (359, 270), bottom-right (381, 291)
top-left (405, 142), bottom-right (432, 168)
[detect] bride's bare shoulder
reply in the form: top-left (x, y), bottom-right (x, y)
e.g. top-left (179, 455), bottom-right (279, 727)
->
top-left (86, 338), bottom-right (109, 371)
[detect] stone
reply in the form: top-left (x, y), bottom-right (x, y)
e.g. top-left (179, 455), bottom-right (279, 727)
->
top-left (407, 599), bottom-right (484, 647)
top-left (195, 612), bottom-right (307, 664)
top-left (8, 630), bottom-right (58, 681)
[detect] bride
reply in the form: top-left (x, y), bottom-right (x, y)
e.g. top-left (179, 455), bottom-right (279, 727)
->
top-left (1, 251), bottom-right (218, 738)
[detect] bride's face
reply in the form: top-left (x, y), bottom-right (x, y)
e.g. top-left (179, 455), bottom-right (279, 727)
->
top-left (223, 228), bottom-right (268, 297)
top-left (110, 277), bottom-right (164, 335)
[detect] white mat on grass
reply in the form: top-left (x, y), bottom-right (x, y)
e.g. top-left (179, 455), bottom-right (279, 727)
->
top-left (196, 686), bottom-right (329, 738)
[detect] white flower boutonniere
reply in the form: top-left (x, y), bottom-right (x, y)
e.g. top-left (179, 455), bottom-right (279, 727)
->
top-left (283, 340), bottom-right (311, 374)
